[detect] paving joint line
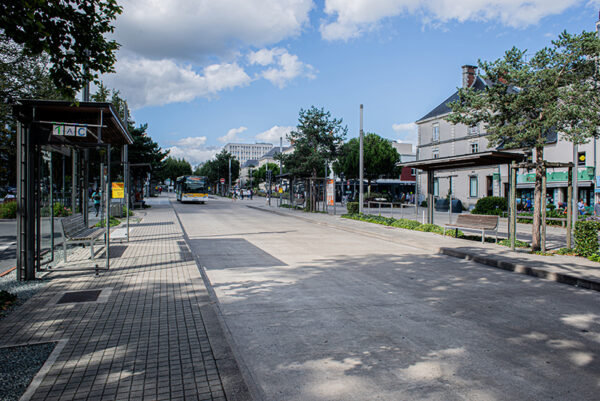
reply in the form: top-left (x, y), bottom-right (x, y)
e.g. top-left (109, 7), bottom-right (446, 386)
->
top-left (249, 205), bottom-right (600, 293)
top-left (172, 203), bottom-right (260, 401)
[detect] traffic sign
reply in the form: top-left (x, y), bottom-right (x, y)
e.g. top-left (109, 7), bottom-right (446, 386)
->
top-left (220, 178), bottom-right (225, 184)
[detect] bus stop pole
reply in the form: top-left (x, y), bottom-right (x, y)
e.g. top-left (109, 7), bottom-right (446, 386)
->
top-left (105, 145), bottom-right (111, 270)
top-left (124, 145), bottom-right (129, 242)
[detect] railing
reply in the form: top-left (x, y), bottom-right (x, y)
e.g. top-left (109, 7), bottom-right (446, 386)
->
top-left (366, 201), bottom-right (415, 219)
top-left (515, 215), bottom-right (567, 227)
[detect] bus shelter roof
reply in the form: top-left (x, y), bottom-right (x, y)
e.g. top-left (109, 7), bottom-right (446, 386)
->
top-left (13, 99), bottom-right (133, 146)
top-left (397, 150), bottom-right (526, 172)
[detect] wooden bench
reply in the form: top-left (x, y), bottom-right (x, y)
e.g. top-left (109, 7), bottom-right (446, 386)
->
top-left (443, 214), bottom-right (499, 243)
top-left (60, 214), bottom-right (104, 262)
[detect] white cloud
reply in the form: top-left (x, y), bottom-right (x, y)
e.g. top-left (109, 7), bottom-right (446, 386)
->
top-left (116, 0), bottom-right (314, 61)
top-left (218, 126), bottom-right (248, 143)
top-left (321, 0), bottom-right (579, 40)
top-left (250, 48), bottom-right (316, 88)
top-left (167, 136), bottom-right (219, 165)
top-left (255, 125), bottom-right (294, 144)
top-left (392, 122), bottom-right (417, 145)
top-left (103, 56), bottom-right (251, 109)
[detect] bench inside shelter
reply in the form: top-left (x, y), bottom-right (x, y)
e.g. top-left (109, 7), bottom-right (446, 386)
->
top-left (60, 214), bottom-right (105, 262)
top-left (443, 214), bottom-right (499, 243)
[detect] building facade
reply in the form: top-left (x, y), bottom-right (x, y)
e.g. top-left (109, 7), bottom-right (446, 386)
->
top-left (415, 65), bottom-right (599, 209)
top-left (224, 143), bottom-right (273, 166)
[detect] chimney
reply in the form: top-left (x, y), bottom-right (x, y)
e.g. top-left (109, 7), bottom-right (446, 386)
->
top-left (462, 65), bottom-right (477, 88)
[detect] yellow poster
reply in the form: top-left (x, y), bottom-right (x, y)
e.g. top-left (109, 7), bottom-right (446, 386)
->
top-left (112, 182), bottom-right (124, 199)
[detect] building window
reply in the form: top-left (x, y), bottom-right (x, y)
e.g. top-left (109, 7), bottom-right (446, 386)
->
top-left (433, 178), bottom-right (439, 196)
top-left (469, 176), bottom-right (478, 197)
top-left (468, 125), bottom-right (479, 135)
top-left (411, 168), bottom-right (416, 176)
top-left (470, 142), bottom-right (479, 153)
top-left (432, 124), bottom-right (439, 142)
top-left (432, 149), bottom-right (439, 159)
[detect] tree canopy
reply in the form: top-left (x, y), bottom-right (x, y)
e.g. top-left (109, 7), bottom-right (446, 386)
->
top-left (280, 106), bottom-right (347, 178)
top-left (160, 157), bottom-right (192, 183)
top-left (0, 0), bottom-right (122, 98)
top-left (0, 34), bottom-right (65, 187)
top-left (195, 150), bottom-right (240, 190)
top-left (447, 30), bottom-right (600, 250)
top-left (252, 162), bottom-right (280, 184)
top-left (334, 133), bottom-right (399, 183)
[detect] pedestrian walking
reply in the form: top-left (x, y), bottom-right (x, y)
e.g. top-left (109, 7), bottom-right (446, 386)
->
top-left (92, 189), bottom-right (101, 217)
top-left (594, 199), bottom-right (600, 216)
top-left (250, 189), bottom-right (253, 200)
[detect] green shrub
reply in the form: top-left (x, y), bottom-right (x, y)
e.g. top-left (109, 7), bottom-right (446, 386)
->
top-left (420, 200), bottom-right (427, 207)
top-left (0, 201), bottom-right (17, 219)
top-left (555, 247), bottom-right (575, 255)
top-left (588, 254), bottom-right (600, 262)
top-left (95, 216), bottom-right (121, 228)
top-left (574, 220), bottom-right (600, 257)
top-left (498, 239), bottom-right (530, 248)
top-left (471, 196), bottom-right (507, 216)
top-left (416, 223), bottom-right (444, 233)
top-left (391, 219), bottom-right (422, 230)
top-left (346, 202), bottom-right (359, 214)
top-left (53, 203), bottom-right (72, 217)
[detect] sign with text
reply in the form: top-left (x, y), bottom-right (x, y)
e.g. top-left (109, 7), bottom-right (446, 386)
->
top-left (112, 182), bottom-right (124, 199)
top-left (52, 124), bottom-right (87, 137)
top-left (327, 179), bottom-right (335, 206)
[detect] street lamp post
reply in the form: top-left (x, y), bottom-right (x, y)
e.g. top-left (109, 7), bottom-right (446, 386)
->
top-left (359, 104), bottom-right (364, 214)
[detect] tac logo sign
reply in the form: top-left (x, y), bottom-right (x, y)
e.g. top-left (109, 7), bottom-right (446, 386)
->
top-left (53, 124), bottom-right (87, 137)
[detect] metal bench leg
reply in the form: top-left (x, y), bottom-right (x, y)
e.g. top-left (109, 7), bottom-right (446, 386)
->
top-left (63, 234), bottom-right (67, 263)
top-left (90, 241), bottom-right (95, 260)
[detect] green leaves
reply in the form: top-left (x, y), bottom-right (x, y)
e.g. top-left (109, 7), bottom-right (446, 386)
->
top-left (0, 0), bottom-right (122, 98)
top-left (283, 106), bottom-right (347, 177)
top-left (447, 30), bottom-right (600, 150)
top-left (334, 133), bottom-right (399, 182)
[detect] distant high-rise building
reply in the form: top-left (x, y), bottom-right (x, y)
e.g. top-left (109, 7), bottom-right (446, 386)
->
top-left (223, 142), bottom-right (274, 165)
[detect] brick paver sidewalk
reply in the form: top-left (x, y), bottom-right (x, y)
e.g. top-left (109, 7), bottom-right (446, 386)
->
top-left (0, 203), bottom-right (250, 401)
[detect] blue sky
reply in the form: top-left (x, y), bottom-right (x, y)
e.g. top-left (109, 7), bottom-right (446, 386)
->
top-left (100, 0), bottom-right (600, 166)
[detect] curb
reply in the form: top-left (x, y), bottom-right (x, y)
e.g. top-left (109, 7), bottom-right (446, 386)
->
top-left (250, 205), bottom-right (600, 293)
top-left (439, 247), bottom-right (600, 292)
top-left (173, 204), bottom-right (261, 401)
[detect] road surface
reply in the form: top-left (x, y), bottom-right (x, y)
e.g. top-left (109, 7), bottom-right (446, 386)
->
top-left (172, 196), bottom-right (600, 401)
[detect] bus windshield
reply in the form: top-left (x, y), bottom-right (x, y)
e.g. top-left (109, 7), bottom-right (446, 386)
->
top-left (181, 177), bottom-right (207, 192)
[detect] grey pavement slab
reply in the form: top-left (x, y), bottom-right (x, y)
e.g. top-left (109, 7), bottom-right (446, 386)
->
top-left (251, 204), bottom-right (600, 291)
top-left (176, 198), bottom-right (600, 401)
top-left (0, 201), bottom-right (250, 401)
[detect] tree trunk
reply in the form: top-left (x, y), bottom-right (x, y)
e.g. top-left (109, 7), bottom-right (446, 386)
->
top-left (311, 169), bottom-right (317, 212)
top-left (532, 146), bottom-right (544, 251)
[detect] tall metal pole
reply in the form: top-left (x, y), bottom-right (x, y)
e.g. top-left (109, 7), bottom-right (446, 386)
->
top-left (573, 144), bottom-right (579, 231)
top-left (124, 145), bottom-right (129, 241)
top-left (279, 136), bottom-right (283, 207)
top-left (567, 165), bottom-right (573, 249)
top-left (510, 161), bottom-right (517, 251)
top-left (228, 157), bottom-right (231, 197)
top-left (359, 104), bottom-right (364, 214)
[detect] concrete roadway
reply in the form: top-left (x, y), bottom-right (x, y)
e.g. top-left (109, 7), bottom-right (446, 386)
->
top-left (172, 196), bottom-right (600, 401)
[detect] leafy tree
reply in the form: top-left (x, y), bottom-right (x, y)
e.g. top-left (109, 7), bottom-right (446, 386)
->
top-left (252, 163), bottom-right (280, 184)
top-left (196, 150), bottom-right (239, 192)
top-left (0, 0), bottom-right (122, 98)
top-left (334, 133), bottom-right (399, 186)
top-left (447, 31), bottom-right (600, 250)
top-left (0, 34), bottom-right (65, 186)
top-left (128, 124), bottom-right (169, 181)
top-left (280, 106), bottom-right (347, 210)
top-left (160, 157), bottom-right (192, 182)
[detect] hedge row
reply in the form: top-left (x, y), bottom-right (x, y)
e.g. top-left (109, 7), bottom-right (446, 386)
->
top-left (342, 213), bottom-right (462, 237)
